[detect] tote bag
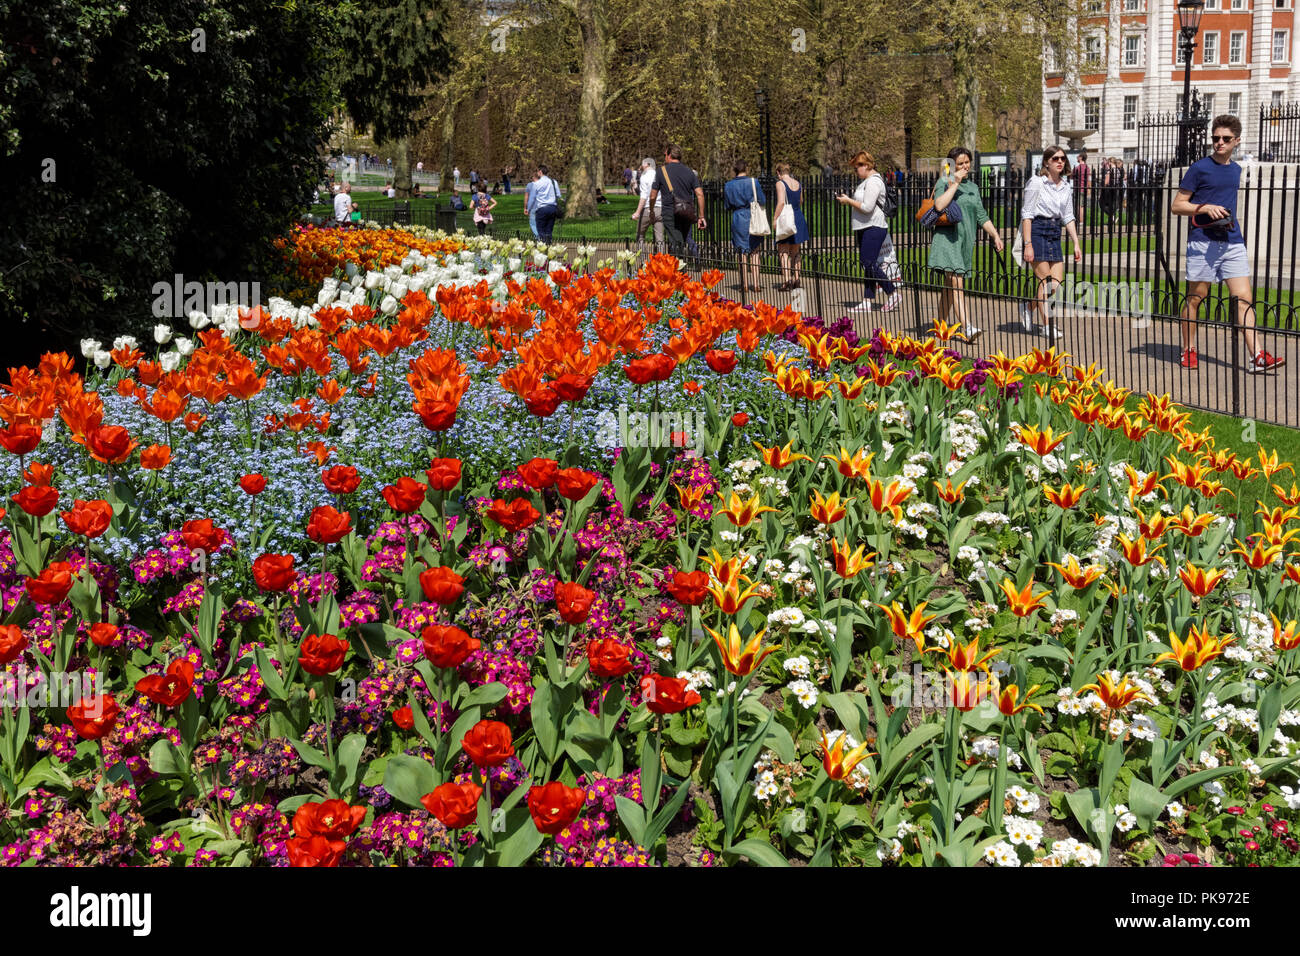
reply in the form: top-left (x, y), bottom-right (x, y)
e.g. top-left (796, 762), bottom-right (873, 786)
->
top-left (748, 178), bottom-right (771, 236)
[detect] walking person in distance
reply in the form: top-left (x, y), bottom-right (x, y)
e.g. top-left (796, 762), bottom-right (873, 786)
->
top-left (1018, 146), bottom-right (1082, 341)
top-left (772, 162), bottom-right (809, 292)
top-left (837, 151), bottom-right (899, 315)
top-left (723, 160), bottom-right (766, 293)
top-left (927, 147), bottom-right (1005, 341)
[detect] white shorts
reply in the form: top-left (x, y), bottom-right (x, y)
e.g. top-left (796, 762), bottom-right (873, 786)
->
top-left (1186, 239), bottom-right (1250, 283)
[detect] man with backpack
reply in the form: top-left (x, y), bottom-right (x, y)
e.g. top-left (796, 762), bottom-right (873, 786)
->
top-left (648, 145), bottom-right (707, 257)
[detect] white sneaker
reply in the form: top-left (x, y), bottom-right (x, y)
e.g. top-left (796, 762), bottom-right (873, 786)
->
top-left (1020, 303), bottom-right (1036, 332)
top-left (849, 300), bottom-right (874, 313)
top-left (1039, 324), bottom-right (1063, 340)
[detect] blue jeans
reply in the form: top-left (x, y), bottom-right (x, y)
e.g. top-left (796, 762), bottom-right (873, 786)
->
top-left (529, 210), bottom-right (538, 238)
top-left (535, 203), bottom-right (559, 242)
top-left (857, 226), bottom-right (895, 298)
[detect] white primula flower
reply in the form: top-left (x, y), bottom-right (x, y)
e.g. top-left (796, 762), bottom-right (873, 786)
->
top-left (787, 679), bottom-right (819, 709)
top-left (782, 656), bottom-right (812, 678)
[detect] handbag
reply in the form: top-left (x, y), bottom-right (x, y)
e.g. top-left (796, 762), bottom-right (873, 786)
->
top-left (748, 178), bottom-right (770, 236)
top-left (774, 179), bottom-right (796, 239)
top-left (916, 197), bottom-right (962, 229)
top-left (662, 164), bottom-right (697, 220)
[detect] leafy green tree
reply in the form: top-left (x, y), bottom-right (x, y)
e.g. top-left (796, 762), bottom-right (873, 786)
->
top-left (0, 0), bottom-right (342, 357)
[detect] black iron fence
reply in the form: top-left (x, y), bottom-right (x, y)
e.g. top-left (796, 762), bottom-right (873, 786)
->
top-left (1259, 103), bottom-right (1300, 163)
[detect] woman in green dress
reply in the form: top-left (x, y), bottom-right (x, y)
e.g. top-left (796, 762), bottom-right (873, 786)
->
top-left (928, 147), bottom-right (1004, 341)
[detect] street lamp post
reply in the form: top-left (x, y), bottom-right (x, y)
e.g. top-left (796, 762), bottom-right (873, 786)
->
top-left (755, 87), bottom-right (772, 177)
top-left (1177, 0), bottom-right (1206, 166)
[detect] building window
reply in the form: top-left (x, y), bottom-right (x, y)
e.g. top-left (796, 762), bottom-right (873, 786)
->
top-left (1124, 0), bottom-right (1141, 8)
top-left (1051, 99), bottom-right (1061, 136)
top-left (1274, 29), bottom-right (1290, 63)
top-left (1084, 0), bottom-right (1103, 11)
top-left (1084, 97), bottom-right (1101, 131)
top-left (1274, 90), bottom-right (1285, 109)
top-left (1046, 43), bottom-right (1058, 72)
top-left (1124, 34), bottom-right (1142, 66)
top-left (1228, 92), bottom-right (1242, 115)
top-left (1277, 0), bottom-right (1290, 8)
top-left (1203, 93), bottom-right (1215, 116)
top-left (1123, 147), bottom-right (1137, 162)
top-left (1205, 0), bottom-right (1218, 8)
top-left (1085, 35), bottom-right (1103, 68)
top-left (1123, 95), bottom-right (1139, 129)
top-left (1229, 31), bottom-right (1246, 63)
top-left (1203, 32), bottom-right (1219, 64)
top-left (1177, 40), bottom-right (1190, 65)
top-left (1231, 0), bottom-right (1245, 8)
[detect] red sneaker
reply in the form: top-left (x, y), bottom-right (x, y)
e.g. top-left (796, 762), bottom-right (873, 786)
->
top-left (1180, 348), bottom-right (1198, 370)
top-left (1249, 351), bottom-right (1286, 373)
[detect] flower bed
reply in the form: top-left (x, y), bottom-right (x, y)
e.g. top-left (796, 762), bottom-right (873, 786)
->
top-left (1, 228), bottom-right (1298, 867)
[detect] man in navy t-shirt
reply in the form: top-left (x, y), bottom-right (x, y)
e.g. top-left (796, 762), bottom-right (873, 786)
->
top-left (1172, 114), bottom-right (1283, 373)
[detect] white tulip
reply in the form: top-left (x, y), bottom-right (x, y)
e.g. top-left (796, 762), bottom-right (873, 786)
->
top-left (154, 323), bottom-right (173, 345)
top-left (379, 294), bottom-right (399, 316)
top-left (80, 338), bottom-right (102, 359)
top-left (159, 351), bottom-right (182, 372)
top-left (173, 336), bottom-right (194, 357)
top-left (112, 335), bottom-right (139, 351)
top-left (92, 349), bottom-right (112, 369)
top-left (188, 310), bottom-right (211, 330)
top-left (364, 271), bottom-right (385, 290)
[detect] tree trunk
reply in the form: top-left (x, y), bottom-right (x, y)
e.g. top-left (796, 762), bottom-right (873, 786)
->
top-left (704, 10), bottom-right (723, 180)
top-left (394, 137), bottom-right (413, 198)
top-left (565, 0), bottom-right (607, 220)
top-left (439, 86), bottom-right (459, 191)
top-left (953, 36), bottom-right (980, 152)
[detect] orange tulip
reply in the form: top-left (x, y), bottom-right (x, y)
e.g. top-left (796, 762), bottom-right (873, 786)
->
top-left (997, 578), bottom-right (1048, 617)
top-left (1231, 537), bottom-right (1283, 569)
top-left (1045, 555), bottom-right (1105, 589)
top-left (932, 478), bottom-right (967, 504)
top-left (1177, 562), bottom-right (1228, 598)
top-left (822, 446), bottom-right (874, 481)
top-left (998, 684), bottom-right (1045, 716)
top-left (1042, 482), bottom-right (1086, 509)
top-left (1115, 533), bottom-right (1166, 568)
top-left (753, 441), bottom-right (811, 470)
top-left (820, 731), bottom-right (875, 782)
top-left (875, 601), bottom-right (937, 654)
top-left (1154, 624), bottom-right (1235, 672)
top-left (927, 635), bottom-right (999, 673)
top-left (1078, 673), bottom-right (1152, 712)
top-left (829, 539), bottom-right (875, 579)
top-left (716, 490), bottom-right (777, 528)
top-left (1123, 464), bottom-right (1164, 502)
top-left (1257, 446), bottom-right (1295, 480)
top-left (707, 578), bottom-right (763, 615)
top-left (864, 477), bottom-right (912, 521)
top-left (809, 489), bottom-right (847, 526)
top-left (706, 622), bottom-right (776, 677)
top-left (1169, 506), bottom-right (1216, 538)
top-left (1271, 613), bottom-right (1300, 652)
top-left (1014, 424), bottom-right (1068, 457)
top-left (1271, 482), bottom-right (1300, 506)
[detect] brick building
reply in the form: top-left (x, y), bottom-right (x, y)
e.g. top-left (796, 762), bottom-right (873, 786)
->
top-left (1043, 0), bottom-right (1298, 160)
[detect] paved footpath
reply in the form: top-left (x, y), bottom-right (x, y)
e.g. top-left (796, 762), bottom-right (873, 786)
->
top-left (592, 241), bottom-right (1299, 429)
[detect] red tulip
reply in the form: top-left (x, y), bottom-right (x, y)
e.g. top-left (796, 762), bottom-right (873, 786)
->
top-left (527, 781), bottom-right (587, 835)
top-left (60, 499), bottom-right (113, 538)
top-left (421, 782), bottom-right (483, 829)
top-left (135, 658), bottom-right (196, 707)
top-left (587, 639), bottom-right (635, 678)
top-left (460, 719), bottom-right (515, 767)
top-left (731, 412), bottom-right (750, 427)
top-left (286, 835), bottom-right (345, 867)
top-left (180, 518), bottom-right (225, 554)
top-left (0, 625), bottom-right (28, 664)
top-left (26, 562), bottom-right (74, 606)
top-left (0, 424), bottom-right (41, 456)
top-left (551, 373), bottom-right (593, 403)
top-left (518, 457), bottom-right (559, 490)
top-left (239, 473), bottom-right (267, 495)
top-left (485, 498), bottom-right (541, 532)
top-left (12, 485), bottom-right (60, 517)
top-left (252, 553), bottom-right (297, 592)
top-left (666, 570), bottom-right (710, 606)
top-left (524, 385), bottom-right (560, 418)
top-left (88, 622), bottom-right (120, 648)
top-left (555, 468), bottom-right (599, 501)
top-left (321, 465), bottom-right (361, 495)
top-left (554, 581), bottom-right (596, 625)
top-left (298, 633), bottom-right (349, 676)
top-left (306, 505), bottom-right (353, 544)
top-left (66, 695), bottom-right (120, 740)
top-left (640, 674), bottom-right (701, 715)
top-left (421, 624), bottom-right (480, 668)
top-left (624, 357), bottom-right (657, 386)
top-left (140, 444), bottom-right (171, 470)
top-left (392, 705), bottom-right (415, 730)
top-left (705, 349), bottom-right (738, 374)
top-left (419, 566), bottom-right (465, 606)
top-left (413, 398), bottom-right (458, 431)
top-left (425, 458), bottom-right (462, 491)
top-left (87, 425), bottom-right (137, 464)
top-left (382, 476), bottom-right (428, 514)
top-left (293, 799), bottom-right (367, 840)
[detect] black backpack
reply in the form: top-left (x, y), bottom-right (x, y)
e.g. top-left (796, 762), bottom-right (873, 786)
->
top-left (880, 179), bottom-right (900, 218)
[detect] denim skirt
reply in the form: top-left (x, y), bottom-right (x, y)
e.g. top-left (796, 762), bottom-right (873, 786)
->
top-left (1031, 216), bottom-right (1063, 262)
